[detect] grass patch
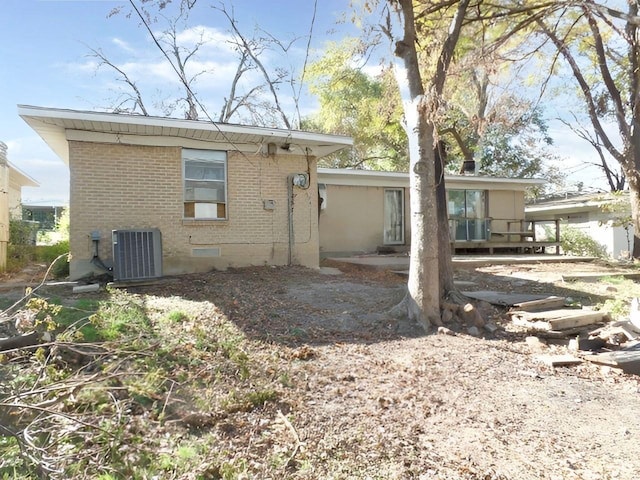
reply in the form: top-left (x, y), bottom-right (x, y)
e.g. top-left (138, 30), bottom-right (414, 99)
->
top-left (49, 298), bottom-right (102, 342)
top-left (0, 290), bottom-right (288, 479)
top-left (89, 289), bottom-right (152, 341)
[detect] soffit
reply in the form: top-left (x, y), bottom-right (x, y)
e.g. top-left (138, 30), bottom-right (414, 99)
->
top-left (18, 105), bottom-right (353, 165)
top-left (318, 168), bottom-right (546, 191)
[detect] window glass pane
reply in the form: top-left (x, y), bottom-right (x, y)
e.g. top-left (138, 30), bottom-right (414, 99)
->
top-left (448, 190), bottom-right (465, 217)
top-left (384, 189), bottom-right (404, 244)
top-left (467, 218), bottom-right (488, 240)
top-left (185, 181), bottom-right (225, 201)
top-left (465, 190), bottom-right (485, 218)
top-left (183, 149), bottom-right (227, 219)
top-left (185, 161), bottom-right (225, 181)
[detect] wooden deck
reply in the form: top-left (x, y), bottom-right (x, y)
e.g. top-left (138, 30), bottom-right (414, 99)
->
top-left (451, 240), bottom-right (561, 255)
top-left (451, 218), bottom-right (561, 255)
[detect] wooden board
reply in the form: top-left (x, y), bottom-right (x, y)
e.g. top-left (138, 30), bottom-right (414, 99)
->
top-left (512, 296), bottom-right (567, 312)
top-left (536, 354), bottom-right (583, 367)
top-left (510, 309), bottom-right (607, 331)
top-left (585, 350), bottom-right (640, 375)
top-left (463, 291), bottom-right (551, 306)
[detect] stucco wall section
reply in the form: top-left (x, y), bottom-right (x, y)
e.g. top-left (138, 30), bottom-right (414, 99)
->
top-left (487, 190), bottom-right (525, 232)
top-left (319, 185), bottom-right (409, 255)
top-left (68, 141), bottom-right (318, 279)
top-left (319, 183), bottom-right (528, 256)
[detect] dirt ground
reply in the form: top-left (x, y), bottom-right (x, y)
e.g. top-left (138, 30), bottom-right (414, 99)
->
top-left (4, 258), bottom-right (640, 479)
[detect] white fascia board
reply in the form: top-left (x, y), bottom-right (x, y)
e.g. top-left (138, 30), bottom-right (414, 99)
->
top-left (19, 110), bottom-right (70, 165)
top-left (318, 167), bottom-right (546, 190)
top-left (18, 105), bottom-right (353, 160)
top-left (8, 163), bottom-right (39, 187)
top-left (318, 168), bottom-right (409, 187)
top-left (526, 201), bottom-right (605, 214)
top-left (66, 130), bottom-right (273, 154)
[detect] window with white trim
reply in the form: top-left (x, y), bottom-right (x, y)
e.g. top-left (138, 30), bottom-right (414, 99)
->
top-left (183, 149), bottom-right (227, 219)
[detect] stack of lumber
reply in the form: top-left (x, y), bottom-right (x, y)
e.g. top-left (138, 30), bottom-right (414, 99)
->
top-left (509, 296), bottom-right (640, 375)
top-left (509, 296), bottom-right (609, 338)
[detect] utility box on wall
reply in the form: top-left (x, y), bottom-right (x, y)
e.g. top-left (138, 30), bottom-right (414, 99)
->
top-left (112, 228), bottom-right (162, 282)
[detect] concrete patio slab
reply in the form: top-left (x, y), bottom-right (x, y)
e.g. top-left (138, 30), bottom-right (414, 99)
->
top-left (326, 254), bottom-right (595, 272)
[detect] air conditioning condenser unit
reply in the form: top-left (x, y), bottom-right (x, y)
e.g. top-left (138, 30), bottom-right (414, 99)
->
top-left (112, 228), bottom-right (162, 282)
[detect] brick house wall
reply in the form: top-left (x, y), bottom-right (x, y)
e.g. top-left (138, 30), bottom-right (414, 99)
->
top-left (69, 141), bottom-right (319, 280)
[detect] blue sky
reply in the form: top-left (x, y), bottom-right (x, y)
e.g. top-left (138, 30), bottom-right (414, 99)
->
top-left (1, 0), bottom-right (612, 207)
top-left (1, 0), bottom-right (358, 205)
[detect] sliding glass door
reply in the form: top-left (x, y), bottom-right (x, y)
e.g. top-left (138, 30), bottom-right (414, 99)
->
top-left (448, 189), bottom-right (488, 241)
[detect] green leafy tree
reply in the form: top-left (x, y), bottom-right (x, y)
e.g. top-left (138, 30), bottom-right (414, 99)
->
top-left (303, 38), bottom-right (407, 170)
top-left (534, 1), bottom-right (640, 258)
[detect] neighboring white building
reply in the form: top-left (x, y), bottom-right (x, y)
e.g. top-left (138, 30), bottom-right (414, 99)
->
top-left (526, 192), bottom-right (633, 259)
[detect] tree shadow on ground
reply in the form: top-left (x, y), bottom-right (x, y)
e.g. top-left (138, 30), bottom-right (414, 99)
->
top-left (114, 262), bottom-right (623, 349)
top-left (5, 261), bottom-right (623, 349)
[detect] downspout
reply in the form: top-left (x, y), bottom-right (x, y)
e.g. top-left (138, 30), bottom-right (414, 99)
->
top-left (287, 174), bottom-right (294, 265)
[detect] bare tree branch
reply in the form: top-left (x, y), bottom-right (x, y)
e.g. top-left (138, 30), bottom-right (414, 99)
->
top-left (559, 115), bottom-right (626, 191)
top-left (87, 46), bottom-right (150, 115)
top-left (535, 15), bottom-right (626, 166)
top-left (214, 2), bottom-right (292, 129)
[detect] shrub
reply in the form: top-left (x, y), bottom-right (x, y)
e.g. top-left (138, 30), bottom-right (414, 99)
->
top-left (560, 226), bottom-right (608, 258)
top-left (36, 241), bottom-right (70, 279)
top-left (6, 220), bottom-right (38, 272)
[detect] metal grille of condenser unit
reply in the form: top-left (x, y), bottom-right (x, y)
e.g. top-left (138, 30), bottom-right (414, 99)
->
top-left (112, 229), bottom-right (162, 281)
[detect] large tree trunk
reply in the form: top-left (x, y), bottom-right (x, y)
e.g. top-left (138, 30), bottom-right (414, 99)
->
top-left (627, 172), bottom-right (640, 259)
top-left (435, 141), bottom-right (455, 298)
top-left (388, 0), bottom-right (469, 330)
top-left (404, 98), bottom-right (441, 330)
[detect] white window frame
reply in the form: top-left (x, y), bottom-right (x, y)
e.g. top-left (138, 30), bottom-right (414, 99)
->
top-left (383, 188), bottom-right (405, 245)
top-left (183, 148), bottom-right (227, 220)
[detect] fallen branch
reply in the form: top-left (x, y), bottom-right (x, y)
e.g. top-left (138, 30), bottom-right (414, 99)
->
top-left (1, 253), bottom-right (69, 322)
top-left (0, 331), bottom-right (40, 352)
top-left (277, 409), bottom-right (303, 470)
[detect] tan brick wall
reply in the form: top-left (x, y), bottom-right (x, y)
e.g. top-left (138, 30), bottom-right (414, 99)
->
top-left (68, 141), bottom-right (318, 279)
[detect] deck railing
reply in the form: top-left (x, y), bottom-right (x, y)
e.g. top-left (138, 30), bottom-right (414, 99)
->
top-left (449, 218), bottom-right (562, 254)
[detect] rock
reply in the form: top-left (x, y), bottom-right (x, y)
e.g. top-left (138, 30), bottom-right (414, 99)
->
top-left (460, 303), bottom-right (485, 328)
top-left (441, 308), bottom-right (453, 324)
top-left (72, 283), bottom-right (101, 293)
top-left (525, 336), bottom-right (547, 352)
top-left (467, 326), bottom-right (481, 337)
top-left (484, 321), bottom-right (499, 334)
top-left (437, 326), bottom-right (455, 336)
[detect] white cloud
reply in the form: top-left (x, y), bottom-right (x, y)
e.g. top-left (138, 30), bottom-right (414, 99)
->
top-left (111, 37), bottom-right (136, 53)
top-left (174, 25), bottom-right (233, 48)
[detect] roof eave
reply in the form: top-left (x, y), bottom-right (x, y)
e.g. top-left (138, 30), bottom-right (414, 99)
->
top-left (18, 105), bottom-right (353, 162)
top-left (8, 162), bottom-right (39, 188)
top-left (318, 168), bottom-right (547, 189)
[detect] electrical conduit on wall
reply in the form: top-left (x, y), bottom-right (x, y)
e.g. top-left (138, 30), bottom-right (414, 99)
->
top-left (287, 174), bottom-right (294, 265)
